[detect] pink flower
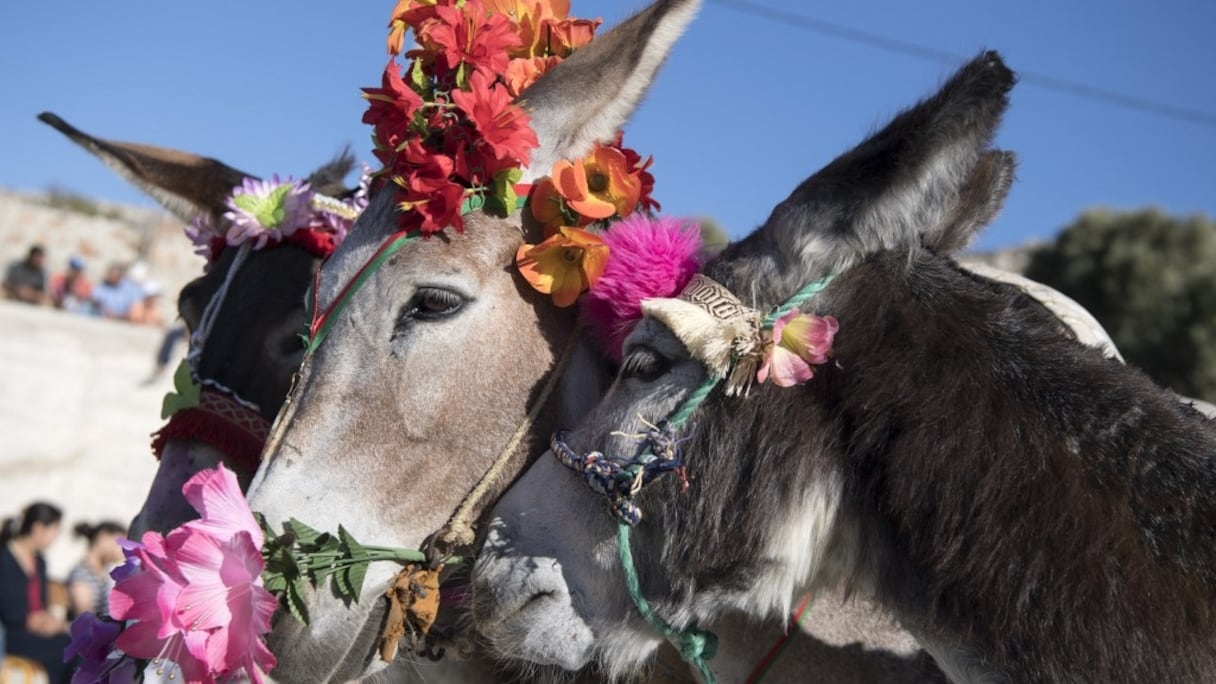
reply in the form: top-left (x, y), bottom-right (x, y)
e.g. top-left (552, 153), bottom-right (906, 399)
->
top-left (103, 465), bottom-right (277, 683)
top-left (109, 533), bottom-right (211, 682)
top-left (169, 529), bottom-right (277, 683)
top-left (757, 310), bottom-right (838, 387)
top-left (180, 464), bottom-right (263, 547)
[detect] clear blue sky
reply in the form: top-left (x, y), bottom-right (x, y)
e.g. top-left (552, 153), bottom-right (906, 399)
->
top-left (2, 1), bottom-right (1213, 250)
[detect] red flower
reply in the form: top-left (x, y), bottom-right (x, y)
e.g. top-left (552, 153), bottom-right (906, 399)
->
top-left (363, 59), bottom-right (424, 168)
top-left (416, 0), bottom-right (521, 79)
top-left (451, 70), bottom-right (539, 169)
top-left (397, 181), bottom-right (466, 235)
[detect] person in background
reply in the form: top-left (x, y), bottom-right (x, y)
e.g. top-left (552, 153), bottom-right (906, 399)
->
top-left (66, 521), bottom-right (124, 620)
top-left (49, 256), bottom-right (93, 313)
top-left (129, 280), bottom-right (165, 326)
top-left (89, 263), bottom-right (141, 321)
top-left (2, 245), bottom-right (47, 304)
top-left (0, 502), bottom-right (71, 683)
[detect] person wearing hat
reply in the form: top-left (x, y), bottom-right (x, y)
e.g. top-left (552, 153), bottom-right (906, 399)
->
top-left (49, 256), bottom-right (92, 312)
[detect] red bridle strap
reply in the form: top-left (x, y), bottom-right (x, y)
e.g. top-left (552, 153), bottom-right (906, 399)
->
top-left (306, 230), bottom-right (415, 355)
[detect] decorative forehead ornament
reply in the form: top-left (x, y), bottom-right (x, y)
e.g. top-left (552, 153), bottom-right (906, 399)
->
top-left (642, 275), bottom-right (765, 395)
top-left (642, 273), bottom-right (840, 395)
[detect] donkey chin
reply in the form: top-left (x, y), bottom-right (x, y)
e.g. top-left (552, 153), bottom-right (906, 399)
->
top-left (473, 523), bottom-right (670, 680)
top-left (264, 562), bottom-right (400, 684)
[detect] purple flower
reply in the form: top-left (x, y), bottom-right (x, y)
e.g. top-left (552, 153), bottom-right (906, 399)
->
top-left (184, 215), bottom-right (224, 260)
top-left (65, 612), bottom-right (125, 683)
top-left (223, 175), bottom-right (314, 249)
top-left (109, 538), bottom-right (142, 583)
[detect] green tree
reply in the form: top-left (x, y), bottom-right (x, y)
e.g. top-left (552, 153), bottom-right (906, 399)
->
top-left (1024, 208), bottom-right (1216, 402)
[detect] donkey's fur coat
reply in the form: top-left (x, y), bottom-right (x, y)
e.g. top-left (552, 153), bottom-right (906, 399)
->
top-left (473, 51), bottom-right (1216, 683)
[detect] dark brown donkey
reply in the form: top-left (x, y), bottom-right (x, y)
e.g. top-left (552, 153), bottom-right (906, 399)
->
top-left (39, 111), bottom-right (352, 535)
top-left (473, 52), bottom-right (1216, 683)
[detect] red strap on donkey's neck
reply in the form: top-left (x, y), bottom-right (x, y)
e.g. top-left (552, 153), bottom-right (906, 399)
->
top-left (150, 388), bottom-right (270, 475)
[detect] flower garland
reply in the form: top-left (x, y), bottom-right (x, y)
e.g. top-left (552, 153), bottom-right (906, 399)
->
top-left (367, 0), bottom-right (658, 307)
top-left (185, 173), bottom-right (369, 268)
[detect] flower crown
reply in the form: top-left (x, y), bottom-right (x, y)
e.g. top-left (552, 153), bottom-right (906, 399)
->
top-left (366, 0), bottom-right (661, 308)
top-left (186, 174), bottom-right (369, 267)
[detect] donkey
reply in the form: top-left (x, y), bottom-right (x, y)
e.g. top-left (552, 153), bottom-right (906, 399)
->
top-left (471, 51), bottom-right (1216, 683)
top-left (45, 114), bottom-right (941, 683)
top-left (38, 111), bottom-right (352, 535)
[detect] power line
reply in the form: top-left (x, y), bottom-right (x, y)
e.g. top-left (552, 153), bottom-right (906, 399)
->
top-left (706, 0), bottom-right (1216, 130)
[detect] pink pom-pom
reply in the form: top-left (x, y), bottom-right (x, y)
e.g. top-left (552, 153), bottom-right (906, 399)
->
top-left (582, 215), bottom-right (704, 362)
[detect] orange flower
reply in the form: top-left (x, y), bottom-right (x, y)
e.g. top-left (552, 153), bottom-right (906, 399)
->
top-left (529, 177), bottom-right (570, 234)
top-left (387, 0), bottom-right (438, 55)
top-left (553, 145), bottom-right (641, 222)
top-left (503, 55), bottom-right (561, 98)
top-left (516, 227), bottom-right (609, 307)
top-left (540, 17), bottom-right (600, 56)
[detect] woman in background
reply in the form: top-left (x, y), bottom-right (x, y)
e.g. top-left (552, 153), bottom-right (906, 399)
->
top-left (0, 502), bottom-right (71, 683)
top-left (66, 521), bottom-right (124, 619)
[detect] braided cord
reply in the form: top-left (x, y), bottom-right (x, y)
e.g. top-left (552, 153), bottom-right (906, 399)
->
top-left (618, 522), bottom-right (717, 682)
top-left (763, 273), bottom-right (836, 325)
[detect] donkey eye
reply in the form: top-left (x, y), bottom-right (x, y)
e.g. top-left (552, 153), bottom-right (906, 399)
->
top-left (403, 287), bottom-right (465, 322)
top-left (620, 346), bottom-right (668, 381)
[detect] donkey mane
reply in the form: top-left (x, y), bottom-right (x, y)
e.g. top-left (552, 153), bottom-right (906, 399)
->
top-left (638, 247), bottom-right (1216, 681)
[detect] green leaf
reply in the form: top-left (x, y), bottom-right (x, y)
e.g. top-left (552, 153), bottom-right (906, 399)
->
top-left (338, 525), bottom-right (368, 561)
top-left (345, 562), bottom-right (369, 602)
top-left (286, 518), bottom-right (325, 546)
top-left (263, 572), bottom-right (288, 595)
top-left (160, 359), bottom-right (201, 419)
top-left (409, 59), bottom-right (428, 92)
top-left (283, 579), bottom-right (310, 626)
top-left (460, 192), bottom-right (486, 216)
top-left (455, 62), bottom-right (468, 90)
top-left (333, 564), bottom-right (353, 597)
top-left (490, 167), bottom-right (523, 218)
top-left (231, 183), bottom-right (293, 228)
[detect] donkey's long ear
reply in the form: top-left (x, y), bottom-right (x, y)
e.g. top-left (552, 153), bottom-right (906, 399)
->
top-left (38, 112), bottom-right (251, 225)
top-left (518, 0), bottom-right (700, 180)
top-left (710, 52), bottom-right (1016, 304)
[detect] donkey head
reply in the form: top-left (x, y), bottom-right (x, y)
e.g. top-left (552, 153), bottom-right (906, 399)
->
top-left (243, 2), bottom-right (701, 681)
top-left (40, 112), bottom-right (356, 534)
top-left (472, 52), bottom-right (1017, 676)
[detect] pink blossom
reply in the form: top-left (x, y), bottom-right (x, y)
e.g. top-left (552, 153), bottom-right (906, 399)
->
top-left (168, 529), bottom-right (277, 682)
top-left (180, 464), bottom-right (263, 547)
top-left (757, 309), bottom-right (838, 387)
top-left (102, 465), bottom-right (277, 683)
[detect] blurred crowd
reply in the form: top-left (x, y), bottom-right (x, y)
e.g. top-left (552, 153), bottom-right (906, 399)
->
top-left (1, 502), bottom-right (125, 683)
top-left (3, 244), bottom-right (164, 326)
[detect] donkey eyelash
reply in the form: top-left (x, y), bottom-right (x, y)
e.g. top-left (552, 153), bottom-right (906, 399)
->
top-left (619, 346), bottom-right (668, 381)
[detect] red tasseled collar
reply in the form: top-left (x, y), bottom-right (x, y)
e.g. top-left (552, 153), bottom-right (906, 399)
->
top-left (150, 388), bottom-right (270, 475)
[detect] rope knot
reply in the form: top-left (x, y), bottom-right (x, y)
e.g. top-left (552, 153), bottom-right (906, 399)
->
top-left (677, 626), bottom-right (718, 662)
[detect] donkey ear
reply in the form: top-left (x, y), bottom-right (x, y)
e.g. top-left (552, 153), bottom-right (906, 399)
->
top-left (518, 0), bottom-right (700, 180)
top-left (710, 52), bottom-right (1017, 302)
top-left (38, 111), bottom-right (251, 225)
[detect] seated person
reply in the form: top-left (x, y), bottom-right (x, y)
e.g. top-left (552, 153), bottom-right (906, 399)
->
top-left (89, 263), bottom-right (141, 321)
top-left (1, 503), bottom-right (71, 684)
top-left (128, 280), bottom-right (165, 327)
top-left (49, 256), bottom-right (92, 313)
top-left (3, 245), bottom-right (47, 304)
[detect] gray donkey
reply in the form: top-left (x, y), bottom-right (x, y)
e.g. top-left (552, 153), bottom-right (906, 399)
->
top-left (473, 52), bottom-right (1216, 683)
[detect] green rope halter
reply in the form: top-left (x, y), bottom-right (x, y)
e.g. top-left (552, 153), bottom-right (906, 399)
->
top-left (614, 272), bottom-right (836, 684)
